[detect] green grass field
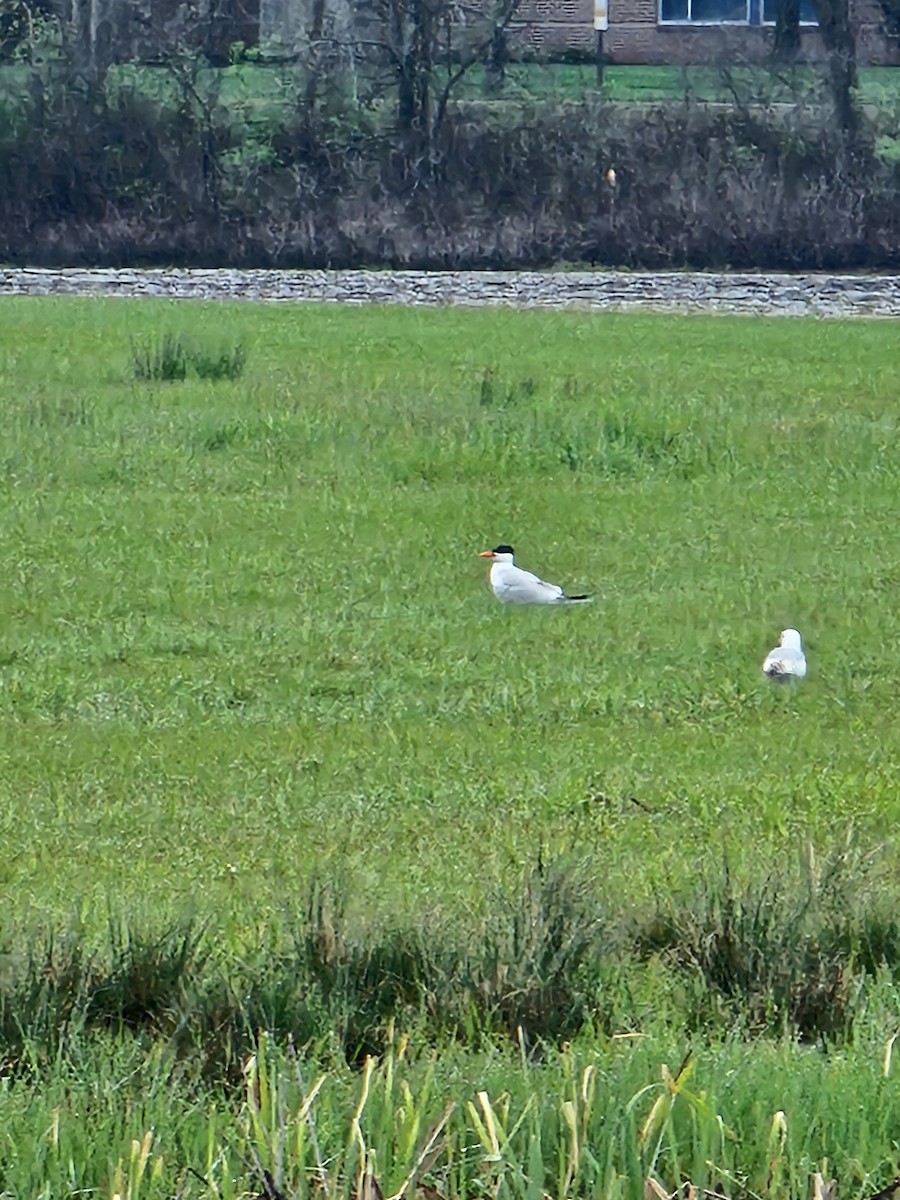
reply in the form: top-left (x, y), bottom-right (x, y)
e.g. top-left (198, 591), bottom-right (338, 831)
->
top-left (6, 61), bottom-right (900, 114)
top-left (2, 298), bottom-right (900, 1196)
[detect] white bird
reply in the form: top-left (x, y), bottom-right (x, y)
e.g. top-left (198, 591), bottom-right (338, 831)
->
top-left (479, 545), bottom-right (592, 606)
top-left (762, 628), bottom-right (807, 682)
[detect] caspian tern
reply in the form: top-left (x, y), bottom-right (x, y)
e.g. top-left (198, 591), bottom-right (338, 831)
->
top-left (762, 628), bottom-right (807, 682)
top-left (479, 545), bottom-right (592, 606)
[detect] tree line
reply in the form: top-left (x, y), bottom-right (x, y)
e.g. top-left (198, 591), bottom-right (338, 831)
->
top-left (0, 0), bottom-right (896, 268)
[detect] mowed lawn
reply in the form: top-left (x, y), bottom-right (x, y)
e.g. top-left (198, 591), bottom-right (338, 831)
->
top-left (1, 297), bottom-right (899, 940)
top-left (6, 62), bottom-right (900, 110)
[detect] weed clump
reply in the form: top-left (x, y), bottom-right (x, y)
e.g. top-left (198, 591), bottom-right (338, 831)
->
top-left (2, 846), bottom-right (900, 1078)
top-left (130, 333), bottom-right (188, 381)
top-left (632, 840), bottom-right (900, 1040)
top-left (191, 344), bottom-right (247, 381)
top-left (130, 334), bottom-right (246, 382)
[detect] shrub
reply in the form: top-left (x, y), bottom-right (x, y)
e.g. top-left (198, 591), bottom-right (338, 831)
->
top-left (1, 58), bottom-right (899, 269)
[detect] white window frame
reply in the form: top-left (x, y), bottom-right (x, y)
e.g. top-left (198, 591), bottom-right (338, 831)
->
top-left (657, 0), bottom-right (750, 23)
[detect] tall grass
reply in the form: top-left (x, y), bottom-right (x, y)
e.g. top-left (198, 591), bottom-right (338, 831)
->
top-left (130, 333), bottom-right (246, 381)
top-left (4, 1021), bottom-right (900, 1198)
top-left (1, 849), bottom-right (899, 1080)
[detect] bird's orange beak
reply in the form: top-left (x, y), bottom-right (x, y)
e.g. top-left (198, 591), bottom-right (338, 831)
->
top-left (479, 550), bottom-right (495, 558)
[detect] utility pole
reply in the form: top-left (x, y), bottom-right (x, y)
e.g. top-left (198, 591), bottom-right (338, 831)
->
top-left (593, 0), bottom-right (608, 87)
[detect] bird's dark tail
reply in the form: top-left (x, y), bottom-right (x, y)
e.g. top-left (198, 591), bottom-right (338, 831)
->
top-left (564, 594), bottom-right (593, 604)
top-left (764, 662), bottom-right (794, 682)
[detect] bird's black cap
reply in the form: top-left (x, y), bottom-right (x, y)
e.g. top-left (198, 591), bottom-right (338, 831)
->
top-left (493, 544), bottom-right (514, 555)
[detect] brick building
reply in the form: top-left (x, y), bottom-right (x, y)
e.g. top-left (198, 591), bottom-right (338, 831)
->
top-left (512, 0), bottom-right (897, 64)
top-left (61, 0), bottom-right (898, 67)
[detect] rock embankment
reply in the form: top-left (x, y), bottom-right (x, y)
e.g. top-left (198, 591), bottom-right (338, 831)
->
top-left (3, 266), bottom-right (900, 316)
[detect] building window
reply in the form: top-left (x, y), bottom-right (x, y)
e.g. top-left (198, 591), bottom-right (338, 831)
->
top-left (761, 0), bottom-right (818, 22)
top-left (659, 0), bottom-right (750, 22)
top-left (659, 0), bottom-right (817, 21)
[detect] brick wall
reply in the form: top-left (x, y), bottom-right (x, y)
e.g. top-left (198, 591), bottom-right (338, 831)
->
top-left (510, 0), bottom-right (900, 64)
